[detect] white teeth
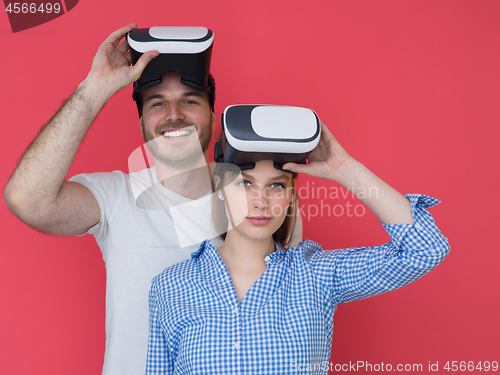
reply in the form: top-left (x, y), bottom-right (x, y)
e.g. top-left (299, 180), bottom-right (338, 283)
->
top-left (163, 129), bottom-right (191, 138)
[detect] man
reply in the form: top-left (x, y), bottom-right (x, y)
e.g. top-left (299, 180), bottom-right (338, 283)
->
top-left (4, 23), bottom-right (302, 375)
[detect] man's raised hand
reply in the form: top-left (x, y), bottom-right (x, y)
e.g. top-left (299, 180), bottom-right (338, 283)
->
top-left (86, 23), bottom-right (158, 98)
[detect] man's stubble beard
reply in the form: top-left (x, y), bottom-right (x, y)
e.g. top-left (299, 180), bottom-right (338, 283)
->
top-left (142, 121), bottom-right (212, 171)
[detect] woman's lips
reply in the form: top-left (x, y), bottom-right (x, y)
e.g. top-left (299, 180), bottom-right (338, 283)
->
top-left (246, 217), bottom-right (272, 225)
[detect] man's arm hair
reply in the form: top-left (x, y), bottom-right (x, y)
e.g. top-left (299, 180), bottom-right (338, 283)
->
top-left (4, 82), bottom-right (104, 235)
top-left (4, 23), bottom-right (158, 236)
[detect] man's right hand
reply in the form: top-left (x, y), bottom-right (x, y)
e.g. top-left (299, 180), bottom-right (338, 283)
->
top-left (85, 23), bottom-right (158, 99)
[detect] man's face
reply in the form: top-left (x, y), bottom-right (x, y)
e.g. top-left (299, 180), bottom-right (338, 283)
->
top-left (139, 71), bottom-right (215, 169)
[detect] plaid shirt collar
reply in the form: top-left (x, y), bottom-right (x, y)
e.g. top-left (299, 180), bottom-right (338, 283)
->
top-left (190, 238), bottom-right (289, 314)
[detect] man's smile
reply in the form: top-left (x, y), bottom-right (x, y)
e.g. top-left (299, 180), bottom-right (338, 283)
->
top-left (160, 128), bottom-right (195, 139)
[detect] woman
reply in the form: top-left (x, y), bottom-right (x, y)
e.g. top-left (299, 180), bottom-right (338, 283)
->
top-left (145, 121), bottom-right (450, 374)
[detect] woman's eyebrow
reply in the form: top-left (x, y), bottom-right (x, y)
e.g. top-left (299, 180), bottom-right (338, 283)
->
top-left (241, 172), bottom-right (289, 182)
top-left (268, 174), bottom-right (289, 182)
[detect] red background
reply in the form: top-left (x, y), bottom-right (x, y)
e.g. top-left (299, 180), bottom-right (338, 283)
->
top-left (1, 1), bottom-right (499, 374)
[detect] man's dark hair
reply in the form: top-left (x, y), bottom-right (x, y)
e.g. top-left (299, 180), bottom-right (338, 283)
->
top-left (135, 74), bottom-right (216, 117)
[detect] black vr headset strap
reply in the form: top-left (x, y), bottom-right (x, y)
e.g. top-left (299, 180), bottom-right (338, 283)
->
top-left (180, 77), bottom-right (209, 92)
top-left (274, 161), bottom-right (306, 174)
top-left (215, 140), bottom-right (302, 173)
top-left (132, 76), bottom-right (212, 117)
top-left (214, 140), bottom-right (224, 163)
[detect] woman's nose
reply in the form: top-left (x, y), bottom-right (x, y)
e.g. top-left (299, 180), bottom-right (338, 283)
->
top-left (250, 188), bottom-right (269, 210)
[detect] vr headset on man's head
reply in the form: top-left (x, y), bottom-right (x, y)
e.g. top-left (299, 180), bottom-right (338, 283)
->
top-left (127, 26), bottom-right (214, 102)
top-left (214, 105), bottom-right (321, 172)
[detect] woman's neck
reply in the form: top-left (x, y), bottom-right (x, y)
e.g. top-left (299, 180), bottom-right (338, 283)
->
top-left (217, 232), bottom-right (275, 271)
top-left (217, 232), bottom-right (276, 303)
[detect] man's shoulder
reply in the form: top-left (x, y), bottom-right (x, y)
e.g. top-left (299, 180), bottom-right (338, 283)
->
top-left (70, 169), bottom-right (128, 184)
top-left (70, 167), bottom-right (154, 191)
top-left (71, 166), bottom-right (154, 179)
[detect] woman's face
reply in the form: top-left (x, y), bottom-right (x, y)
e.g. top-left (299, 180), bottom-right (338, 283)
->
top-left (220, 160), bottom-right (295, 241)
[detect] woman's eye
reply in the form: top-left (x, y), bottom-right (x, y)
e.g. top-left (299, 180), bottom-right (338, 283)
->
top-left (237, 180), bottom-right (251, 187)
top-left (270, 183), bottom-right (285, 189)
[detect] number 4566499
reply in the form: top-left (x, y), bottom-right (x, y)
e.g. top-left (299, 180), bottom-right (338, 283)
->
top-left (5, 3), bottom-right (61, 14)
top-left (444, 361), bottom-right (498, 371)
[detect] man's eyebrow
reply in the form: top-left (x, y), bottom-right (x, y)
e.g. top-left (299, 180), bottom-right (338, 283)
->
top-left (144, 91), bottom-right (204, 102)
top-left (144, 94), bottom-right (164, 102)
top-left (183, 91), bottom-right (204, 98)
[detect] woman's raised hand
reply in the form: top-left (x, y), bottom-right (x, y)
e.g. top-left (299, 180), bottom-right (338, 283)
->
top-left (282, 121), bottom-right (354, 185)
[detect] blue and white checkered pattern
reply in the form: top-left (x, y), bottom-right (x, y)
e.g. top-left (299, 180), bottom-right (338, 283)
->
top-left (146, 194), bottom-right (450, 374)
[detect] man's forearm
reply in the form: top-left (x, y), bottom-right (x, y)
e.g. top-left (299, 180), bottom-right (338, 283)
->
top-left (4, 77), bottom-right (110, 218)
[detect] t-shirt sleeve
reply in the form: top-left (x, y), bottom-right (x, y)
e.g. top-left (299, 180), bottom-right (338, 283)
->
top-left (69, 171), bottom-right (126, 239)
top-left (304, 194), bottom-right (450, 305)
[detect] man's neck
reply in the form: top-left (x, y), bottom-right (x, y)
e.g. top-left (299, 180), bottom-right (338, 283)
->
top-left (154, 153), bottom-right (213, 200)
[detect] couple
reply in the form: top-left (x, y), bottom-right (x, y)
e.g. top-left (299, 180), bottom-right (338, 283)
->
top-left (5, 23), bottom-right (450, 375)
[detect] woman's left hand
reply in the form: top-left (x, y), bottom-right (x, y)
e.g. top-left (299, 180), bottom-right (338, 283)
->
top-left (282, 121), bottom-right (354, 184)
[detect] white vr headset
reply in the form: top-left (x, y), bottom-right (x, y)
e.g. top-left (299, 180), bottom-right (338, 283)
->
top-left (214, 105), bottom-right (321, 171)
top-left (128, 26), bottom-right (214, 97)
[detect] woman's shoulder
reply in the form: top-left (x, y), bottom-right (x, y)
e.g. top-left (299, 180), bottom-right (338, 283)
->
top-left (152, 257), bottom-right (198, 290)
top-left (287, 239), bottom-right (360, 265)
top-left (152, 238), bottom-right (219, 290)
top-left (290, 238), bottom-right (322, 251)
top-left (286, 239), bottom-right (325, 261)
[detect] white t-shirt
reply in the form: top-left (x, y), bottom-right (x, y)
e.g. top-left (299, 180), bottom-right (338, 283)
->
top-left (70, 165), bottom-right (302, 375)
top-left (70, 167), bottom-right (222, 375)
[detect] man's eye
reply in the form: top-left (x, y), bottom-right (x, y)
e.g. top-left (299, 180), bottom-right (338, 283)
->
top-left (185, 100), bottom-right (198, 105)
top-left (152, 102), bottom-right (164, 107)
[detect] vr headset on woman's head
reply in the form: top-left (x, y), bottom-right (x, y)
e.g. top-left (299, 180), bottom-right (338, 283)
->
top-left (214, 105), bottom-right (321, 171)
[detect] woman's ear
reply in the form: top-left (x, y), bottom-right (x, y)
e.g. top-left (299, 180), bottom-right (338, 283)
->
top-left (213, 174), bottom-right (221, 189)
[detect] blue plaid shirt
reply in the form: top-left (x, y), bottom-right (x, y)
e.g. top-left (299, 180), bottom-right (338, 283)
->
top-left (146, 194), bottom-right (450, 374)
